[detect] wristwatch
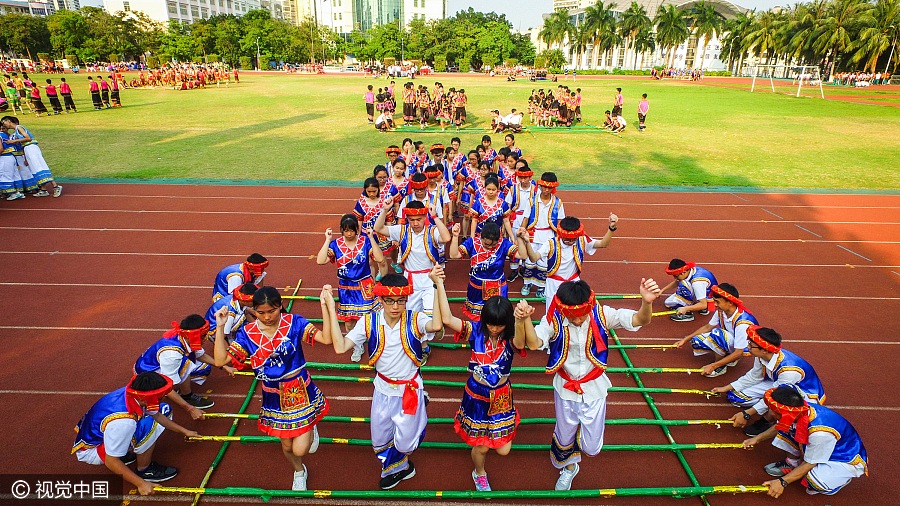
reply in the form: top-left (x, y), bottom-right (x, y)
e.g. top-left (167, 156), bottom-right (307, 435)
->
top-left (741, 410), bottom-right (752, 421)
top-left (778, 477), bottom-right (788, 488)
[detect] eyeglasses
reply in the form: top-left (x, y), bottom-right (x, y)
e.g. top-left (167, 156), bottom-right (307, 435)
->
top-left (747, 342), bottom-right (761, 350)
top-left (382, 298), bottom-right (408, 307)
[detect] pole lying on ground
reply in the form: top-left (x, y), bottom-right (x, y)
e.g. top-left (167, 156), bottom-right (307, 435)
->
top-left (202, 413), bottom-right (732, 427)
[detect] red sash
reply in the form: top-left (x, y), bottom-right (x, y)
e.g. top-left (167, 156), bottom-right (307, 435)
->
top-left (549, 271), bottom-right (581, 282)
top-left (557, 367), bottom-right (605, 395)
top-left (377, 371), bottom-right (421, 415)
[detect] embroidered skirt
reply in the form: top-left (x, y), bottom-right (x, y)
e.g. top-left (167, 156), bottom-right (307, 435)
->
top-left (258, 369), bottom-right (329, 438)
top-left (454, 377), bottom-right (519, 449)
top-left (337, 277), bottom-right (381, 321)
top-left (464, 277), bottom-right (508, 321)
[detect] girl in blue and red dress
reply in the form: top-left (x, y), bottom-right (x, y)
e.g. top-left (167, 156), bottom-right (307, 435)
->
top-left (212, 286), bottom-right (331, 491)
top-left (353, 177), bottom-right (393, 279)
top-left (450, 221), bottom-right (528, 320)
top-left (468, 175), bottom-right (513, 240)
top-left (437, 295), bottom-right (541, 491)
top-left (317, 213), bottom-right (384, 362)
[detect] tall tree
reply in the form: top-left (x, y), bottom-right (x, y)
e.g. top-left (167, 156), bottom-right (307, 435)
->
top-left (539, 9), bottom-right (573, 52)
top-left (850, 0), bottom-right (900, 71)
top-left (654, 5), bottom-right (690, 68)
top-left (814, 0), bottom-right (869, 77)
top-left (620, 2), bottom-right (651, 70)
top-left (690, 1), bottom-right (722, 70)
top-left (584, 1), bottom-right (619, 69)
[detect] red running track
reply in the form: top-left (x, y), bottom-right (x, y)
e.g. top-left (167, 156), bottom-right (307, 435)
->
top-left (0, 184), bottom-right (897, 505)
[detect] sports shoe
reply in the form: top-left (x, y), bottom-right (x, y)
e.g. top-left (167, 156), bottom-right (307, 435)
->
top-left (292, 464), bottom-right (308, 491)
top-left (52, 185), bottom-right (63, 197)
top-left (727, 359), bottom-right (740, 367)
top-left (555, 463), bottom-right (579, 491)
top-left (120, 451), bottom-right (137, 465)
top-left (136, 462), bottom-right (178, 483)
top-left (32, 190), bottom-right (50, 197)
top-left (507, 270), bottom-right (520, 283)
top-left (764, 460), bottom-right (797, 478)
top-left (421, 348), bottom-right (431, 366)
top-left (351, 344), bottom-right (365, 363)
top-left (698, 309), bottom-right (710, 315)
top-left (744, 418), bottom-right (774, 437)
top-left (379, 461), bottom-right (416, 490)
top-left (520, 284), bottom-right (532, 296)
top-left (181, 392), bottom-right (215, 409)
top-left (391, 262), bottom-right (403, 274)
top-left (308, 426), bottom-right (320, 454)
top-left (472, 470), bottom-right (491, 491)
top-left (535, 288), bottom-right (545, 299)
top-left (6, 192), bottom-right (25, 201)
top-left (670, 312), bottom-right (695, 322)
top-left (704, 366), bottom-right (727, 378)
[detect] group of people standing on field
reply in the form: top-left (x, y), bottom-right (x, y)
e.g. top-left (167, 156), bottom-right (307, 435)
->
top-left (2, 72), bottom-right (123, 116)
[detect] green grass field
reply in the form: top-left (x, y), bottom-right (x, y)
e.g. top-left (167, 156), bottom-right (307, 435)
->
top-left (14, 73), bottom-right (900, 190)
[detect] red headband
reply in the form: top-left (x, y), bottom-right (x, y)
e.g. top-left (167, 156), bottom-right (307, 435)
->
top-left (244, 260), bottom-right (268, 275)
top-left (403, 205), bottom-right (429, 216)
top-left (665, 261), bottom-right (695, 276)
top-left (409, 178), bottom-right (429, 190)
top-left (538, 179), bottom-right (558, 194)
top-left (516, 168), bottom-right (534, 177)
top-left (710, 285), bottom-right (751, 314)
top-left (374, 284), bottom-right (414, 297)
top-left (423, 168), bottom-right (442, 179)
top-left (233, 286), bottom-right (256, 303)
top-left (386, 147), bottom-right (401, 154)
top-left (430, 144), bottom-right (445, 152)
top-left (126, 374), bottom-right (174, 415)
top-left (163, 320), bottom-right (210, 351)
top-left (748, 325), bottom-right (780, 353)
top-left (557, 224), bottom-right (584, 240)
top-left (764, 388), bottom-right (811, 444)
top-left (548, 290), bottom-right (596, 319)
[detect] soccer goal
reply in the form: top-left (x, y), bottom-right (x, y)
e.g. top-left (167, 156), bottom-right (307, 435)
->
top-left (747, 64), bottom-right (825, 99)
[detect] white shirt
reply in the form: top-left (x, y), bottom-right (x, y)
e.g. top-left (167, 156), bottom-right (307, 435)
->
top-left (345, 310), bottom-right (434, 396)
top-left (617, 116), bottom-right (627, 126)
top-left (538, 237), bottom-right (598, 280)
top-left (804, 430), bottom-right (839, 465)
top-left (708, 308), bottom-right (752, 351)
top-left (534, 306), bottom-right (640, 402)
top-left (504, 113), bottom-right (522, 126)
top-left (158, 347), bottom-right (202, 384)
top-left (375, 112), bottom-right (389, 126)
top-left (505, 184), bottom-right (534, 217)
top-left (387, 224), bottom-right (442, 272)
top-left (102, 417), bottom-right (138, 458)
top-left (533, 198), bottom-right (566, 230)
top-left (682, 272), bottom-right (711, 302)
top-left (731, 351), bottom-right (804, 414)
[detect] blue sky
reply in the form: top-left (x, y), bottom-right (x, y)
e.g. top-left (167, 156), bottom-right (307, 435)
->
top-left (446, 1), bottom-right (794, 31)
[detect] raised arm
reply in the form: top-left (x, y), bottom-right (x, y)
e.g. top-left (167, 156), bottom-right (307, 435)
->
top-left (374, 194), bottom-right (394, 237)
top-left (431, 205), bottom-right (451, 242)
top-left (631, 278), bottom-right (661, 327)
top-left (315, 286), bottom-right (334, 345)
top-left (426, 265), bottom-right (445, 333)
top-left (449, 223), bottom-right (463, 259)
top-left (324, 285), bottom-right (356, 354)
top-left (516, 227), bottom-right (539, 261)
top-left (592, 213), bottom-right (618, 249)
top-left (315, 229), bottom-right (334, 265)
top-left (212, 307), bottom-right (232, 367)
top-left (512, 299), bottom-right (541, 350)
top-left (366, 229), bottom-right (385, 263)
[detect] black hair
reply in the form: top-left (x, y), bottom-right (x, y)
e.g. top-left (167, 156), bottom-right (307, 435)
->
top-left (605, 110), bottom-right (611, 114)
top-left (367, 84), bottom-right (373, 90)
top-left (246, 253), bottom-right (267, 263)
top-left (451, 136), bottom-right (462, 145)
top-left (479, 296), bottom-right (515, 342)
top-left (616, 87), bottom-right (622, 92)
top-left (480, 222), bottom-right (501, 241)
top-left (131, 371), bottom-right (168, 391)
top-left (756, 327), bottom-right (782, 347)
top-left (481, 135), bottom-right (491, 143)
top-left (340, 213), bottom-right (359, 233)
top-left (505, 133), bottom-right (515, 141)
top-left (61, 77), bottom-right (66, 82)
top-left (467, 150), bottom-right (480, 161)
top-left (668, 258), bottom-right (687, 270)
top-left (405, 200), bottom-right (425, 210)
top-left (411, 172), bottom-right (428, 185)
top-left (252, 286), bottom-right (282, 308)
top-left (478, 161), bottom-right (492, 172)
top-left (46, 79), bottom-right (52, 84)
top-left (713, 283), bottom-right (739, 299)
top-left (770, 385), bottom-right (804, 407)
top-left (484, 175), bottom-right (501, 189)
top-left (557, 280), bottom-right (593, 306)
top-left (414, 141), bottom-right (424, 149)
top-left (180, 314), bottom-right (207, 330)
top-left (559, 216), bottom-right (581, 232)
top-left (642, 93), bottom-right (648, 98)
top-left (540, 172), bottom-right (558, 184)
top-left (402, 137), bottom-right (413, 146)
top-left (379, 273), bottom-right (409, 288)
top-left (515, 159), bottom-right (530, 170)
top-left (364, 176), bottom-right (380, 190)
top-left (238, 282), bottom-right (258, 297)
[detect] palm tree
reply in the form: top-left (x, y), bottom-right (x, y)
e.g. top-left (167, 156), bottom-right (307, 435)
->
top-left (746, 9), bottom-right (779, 66)
top-left (654, 4), bottom-right (690, 68)
top-left (850, 0), bottom-right (900, 71)
top-left (689, 1), bottom-right (722, 70)
top-left (720, 10), bottom-right (754, 74)
top-left (539, 9), bottom-right (573, 52)
top-left (584, 1), bottom-right (619, 69)
top-left (632, 26), bottom-right (656, 70)
top-left (785, 0), bottom-right (829, 67)
top-left (813, 0), bottom-right (869, 78)
top-left (569, 22), bottom-right (593, 69)
top-left (620, 2), bottom-right (651, 70)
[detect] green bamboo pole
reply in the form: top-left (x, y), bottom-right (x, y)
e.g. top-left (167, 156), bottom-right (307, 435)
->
top-left (203, 413), bottom-right (731, 427)
top-left (300, 361), bottom-right (701, 375)
top-left (187, 435), bottom-right (745, 452)
top-left (155, 484), bottom-right (769, 499)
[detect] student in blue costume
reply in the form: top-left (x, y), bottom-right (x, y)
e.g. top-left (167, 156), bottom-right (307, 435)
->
top-left (205, 282), bottom-right (257, 343)
top-left (741, 386), bottom-right (867, 498)
top-left (660, 258), bottom-right (719, 322)
top-left (72, 372), bottom-right (199, 495)
top-left (211, 253), bottom-right (268, 302)
top-left (449, 221), bottom-right (534, 321)
top-left (468, 175), bottom-right (513, 240)
top-left (438, 294), bottom-right (542, 491)
top-left (316, 213), bottom-right (385, 362)
top-left (213, 286), bottom-right (332, 491)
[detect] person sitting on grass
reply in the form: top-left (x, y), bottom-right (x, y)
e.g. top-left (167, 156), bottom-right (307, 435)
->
top-left (741, 386), bottom-right (867, 499)
top-left (375, 109), bottom-right (395, 132)
top-left (72, 372), bottom-right (199, 495)
top-left (612, 114), bottom-right (627, 134)
top-left (674, 283), bottom-right (759, 377)
top-left (711, 326), bottom-right (826, 438)
top-left (660, 258), bottom-right (718, 322)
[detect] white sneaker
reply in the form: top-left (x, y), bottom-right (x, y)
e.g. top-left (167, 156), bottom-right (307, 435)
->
top-left (292, 464), bottom-right (308, 491)
top-left (32, 190), bottom-right (50, 197)
top-left (727, 360), bottom-right (739, 367)
top-left (555, 463), bottom-right (579, 490)
top-left (308, 426), bottom-right (319, 454)
top-left (6, 192), bottom-right (25, 201)
top-left (351, 344), bottom-right (364, 363)
top-left (52, 185), bottom-right (63, 197)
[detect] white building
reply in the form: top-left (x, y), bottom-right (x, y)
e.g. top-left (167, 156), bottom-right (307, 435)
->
top-left (102, 0), bottom-right (263, 24)
top-left (307, 0), bottom-right (447, 34)
top-left (0, 0), bottom-right (58, 15)
top-left (545, 0), bottom-right (747, 71)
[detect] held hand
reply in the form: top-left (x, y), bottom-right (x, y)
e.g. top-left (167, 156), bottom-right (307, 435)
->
top-left (608, 213), bottom-right (619, 228)
top-left (762, 479), bottom-right (785, 498)
top-left (137, 480), bottom-right (156, 496)
top-left (222, 365), bottom-right (237, 377)
top-left (324, 228), bottom-right (333, 241)
top-left (214, 306), bottom-right (229, 327)
top-left (382, 194), bottom-right (395, 208)
top-left (729, 412), bottom-right (748, 428)
top-left (184, 429), bottom-right (200, 438)
top-left (514, 299), bottom-right (534, 320)
top-left (190, 408), bottom-right (205, 421)
top-left (516, 227), bottom-right (529, 240)
top-left (321, 285), bottom-right (335, 308)
top-left (362, 225), bottom-right (374, 236)
top-left (700, 363), bottom-right (718, 376)
top-left (429, 265), bottom-right (446, 283)
top-left (673, 337), bottom-right (689, 349)
top-left (639, 277), bottom-right (661, 303)
top-left (451, 223), bottom-right (461, 236)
